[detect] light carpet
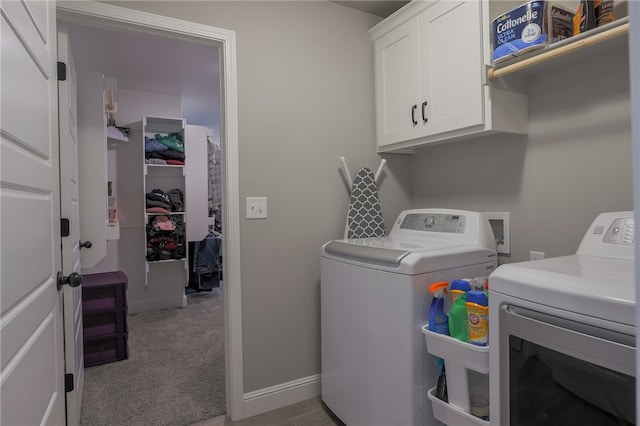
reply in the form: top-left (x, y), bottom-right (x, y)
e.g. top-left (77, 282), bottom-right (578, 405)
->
top-left (80, 289), bottom-right (225, 426)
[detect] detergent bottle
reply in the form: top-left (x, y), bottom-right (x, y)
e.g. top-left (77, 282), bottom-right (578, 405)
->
top-left (428, 281), bottom-right (449, 336)
top-left (448, 280), bottom-right (470, 343)
top-left (466, 290), bottom-right (489, 346)
top-left (449, 279), bottom-right (470, 304)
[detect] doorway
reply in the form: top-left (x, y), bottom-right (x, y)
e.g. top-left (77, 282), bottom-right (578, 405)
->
top-left (56, 1), bottom-right (243, 421)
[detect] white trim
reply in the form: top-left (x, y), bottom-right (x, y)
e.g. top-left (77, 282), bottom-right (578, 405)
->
top-left (55, 1), bottom-right (245, 420)
top-left (368, 0), bottom-right (435, 40)
top-left (243, 374), bottom-right (321, 419)
top-left (630, 1), bottom-right (640, 418)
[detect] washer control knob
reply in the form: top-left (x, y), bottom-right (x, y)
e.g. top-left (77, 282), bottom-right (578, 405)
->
top-left (425, 216), bottom-right (436, 228)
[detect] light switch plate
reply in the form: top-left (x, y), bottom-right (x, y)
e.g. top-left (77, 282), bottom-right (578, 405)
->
top-left (246, 197), bottom-right (267, 219)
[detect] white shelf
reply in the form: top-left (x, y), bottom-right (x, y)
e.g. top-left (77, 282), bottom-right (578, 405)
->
top-left (146, 258), bottom-right (187, 265)
top-left (107, 125), bottom-right (129, 143)
top-left (428, 387), bottom-right (489, 426)
top-left (488, 17), bottom-right (629, 81)
top-left (422, 324), bottom-right (489, 373)
top-left (422, 324), bottom-right (490, 423)
top-left (144, 164), bottom-right (185, 177)
top-left (145, 211), bottom-right (186, 216)
top-left (143, 116), bottom-right (186, 134)
top-left (145, 164), bottom-right (184, 168)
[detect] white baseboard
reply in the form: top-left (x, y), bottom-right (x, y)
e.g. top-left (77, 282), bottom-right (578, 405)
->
top-left (242, 374), bottom-right (321, 419)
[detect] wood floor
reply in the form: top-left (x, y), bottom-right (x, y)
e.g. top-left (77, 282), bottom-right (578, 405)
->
top-left (190, 397), bottom-right (345, 426)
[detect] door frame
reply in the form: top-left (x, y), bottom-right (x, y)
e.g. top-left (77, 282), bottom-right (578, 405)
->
top-left (55, 2), bottom-right (244, 420)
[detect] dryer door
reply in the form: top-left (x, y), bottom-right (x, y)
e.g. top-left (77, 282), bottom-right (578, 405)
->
top-left (499, 305), bottom-right (635, 426)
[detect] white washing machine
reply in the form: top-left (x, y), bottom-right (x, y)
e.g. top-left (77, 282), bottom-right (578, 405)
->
top-left (489, 211), bottom-right (635, 426)
top-left (321, 209), bottom-right (498, 426)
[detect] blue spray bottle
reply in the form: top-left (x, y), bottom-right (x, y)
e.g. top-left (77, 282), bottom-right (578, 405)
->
top-left (428, 281), bottom-right (449, 401)
top-left (428, 281), bottom-right (450, 335)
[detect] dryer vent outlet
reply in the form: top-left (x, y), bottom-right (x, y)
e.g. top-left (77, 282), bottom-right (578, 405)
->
top-left (482, 212), bottom-right (510, 255)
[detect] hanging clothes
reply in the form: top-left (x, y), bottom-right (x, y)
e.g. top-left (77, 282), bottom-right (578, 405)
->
top-left (193, 231), bottom-right (222, 290)
top-left (208, 138), bottom-right (222, 210)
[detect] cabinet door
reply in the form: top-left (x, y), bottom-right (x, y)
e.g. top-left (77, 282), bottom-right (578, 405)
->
top-left (419, 1), bottom-right (483, 137)
top-left (374, 16), bottom-right (422, 147)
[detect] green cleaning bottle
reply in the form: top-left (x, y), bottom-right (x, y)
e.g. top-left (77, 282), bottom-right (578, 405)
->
top-left (448, 280), bottom-right (470, 342)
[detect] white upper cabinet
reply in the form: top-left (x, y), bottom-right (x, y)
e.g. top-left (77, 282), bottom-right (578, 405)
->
top-left (419, 1), bottom-right (483, 136)
top-left (374, 16), bottom-right (422, 145)
top-left (371, 0), bottom-right (528, 153)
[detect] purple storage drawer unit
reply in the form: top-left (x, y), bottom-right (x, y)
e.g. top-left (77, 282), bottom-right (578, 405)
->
top-left (82, 271), bottom-right (128, 311)
top-left (83, 311), bottom-right (128, 338)
top-left (84, 334), bottom-right (129, 367)
top-left (82, 271), bottom-right (129, 367)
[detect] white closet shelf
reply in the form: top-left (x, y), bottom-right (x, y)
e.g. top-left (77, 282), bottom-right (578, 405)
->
top-left (145, 212), bottom-right (186, 216)
top-left (487, 17), bottom-right (629, 81)
top-left (146, 258), bottom-right (187, 264)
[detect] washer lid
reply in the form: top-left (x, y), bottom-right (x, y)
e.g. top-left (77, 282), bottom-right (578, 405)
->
top-left (323, 240), bottom-right (411, 266)
top-left (322, 236), bottom-right (497, 274)
top-left (489, 254), bottom-right (635, 326)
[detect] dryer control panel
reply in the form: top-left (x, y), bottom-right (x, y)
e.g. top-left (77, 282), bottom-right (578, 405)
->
top-left (603, 217), bottom-right (635, 246)
top-left (577, 211), bottom-right (635, 260)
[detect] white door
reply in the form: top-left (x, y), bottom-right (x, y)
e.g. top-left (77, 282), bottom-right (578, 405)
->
top-left (1, 0), bottom-right (67, 425)
top-left (58, 25), bottom-right (85, 426)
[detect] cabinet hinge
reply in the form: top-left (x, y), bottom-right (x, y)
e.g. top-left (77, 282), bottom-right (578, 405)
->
top-left (57, 62), bottom-right (67, 81)
top-left (65, 373), bottom-right (74, 393)
top-left (60, 218), bottom-right (70, 237)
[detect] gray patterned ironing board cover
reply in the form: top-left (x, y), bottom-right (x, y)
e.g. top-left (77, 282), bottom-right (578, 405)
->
top-left (346, 167), bottom-right (385, 239)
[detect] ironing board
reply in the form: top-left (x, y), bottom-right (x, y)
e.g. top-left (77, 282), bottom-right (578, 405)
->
top-left (346, 167), bottom-right (385, 239)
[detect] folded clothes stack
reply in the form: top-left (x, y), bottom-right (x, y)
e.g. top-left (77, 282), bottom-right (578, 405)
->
top-left (145, 188), bottom-right (184, 212)
top-left (144, 132), bottom-right (185, 165)
top-left (146, 215), bottom-right (186, 261)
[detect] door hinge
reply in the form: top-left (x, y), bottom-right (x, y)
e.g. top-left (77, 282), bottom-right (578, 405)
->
top-left (57, 62), bottom-right (67, 81)
top-left (65, 373), bottom-right (74, 393)
top-left (60, 218), bottom-right (70, 237)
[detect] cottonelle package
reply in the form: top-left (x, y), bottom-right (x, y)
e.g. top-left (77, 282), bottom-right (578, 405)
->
top-left (492, 1), bottom-right (575, 65)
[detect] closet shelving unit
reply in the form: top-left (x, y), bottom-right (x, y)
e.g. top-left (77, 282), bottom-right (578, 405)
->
top-left (141, 116), bottom-right (188, 294)
top-left (487, 17), bottom-right (629, 81)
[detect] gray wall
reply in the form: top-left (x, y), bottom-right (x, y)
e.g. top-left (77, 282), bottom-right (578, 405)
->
top-left (101, 0), bottom-right (633, 398)
top-left (108, 1), bottom-right (413, 392)
top-left (411, 65), bottom-right (633, 262)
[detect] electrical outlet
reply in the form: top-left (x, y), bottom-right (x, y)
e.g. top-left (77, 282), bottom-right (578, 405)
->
top-left (246, 197), bottom-right (267, 219)
top-left (530, 251), bottom-right (545, 261)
